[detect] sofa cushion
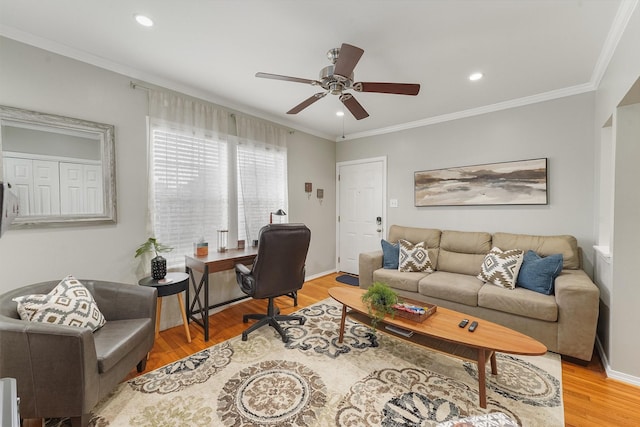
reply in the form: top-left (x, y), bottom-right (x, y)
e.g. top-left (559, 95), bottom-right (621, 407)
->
top-left (399, 240), bottom-right (434, 273)
top-left (517, 250), bottom-right (563, 295)
top-left (373, 269), bottom-right (427, 293)
top-left (437, 230), bottom-right (492, 276)
top-left (418, 271), bottom-right (483, 306)
top-left (492, 232), bottom-right (580, 269)
top-left (381, 239), bottom-right (400, 269)
top-left (477, 247), bottom-right (524, 290)
top-left (388, 225), bottom-right (441, 267)
top-left (478, 283), bottom-right (558, 322)
top-left (12, 275), bottom-right (106, 332)
top-left (94, 318), bottom-right (152, 373)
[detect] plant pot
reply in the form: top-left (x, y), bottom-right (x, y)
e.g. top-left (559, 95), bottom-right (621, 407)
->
top-left (151, 255), bottom-right (167, 280)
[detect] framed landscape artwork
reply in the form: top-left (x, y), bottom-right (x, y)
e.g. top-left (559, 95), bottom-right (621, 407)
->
top-left (414, 158), bottom-right (548, 206)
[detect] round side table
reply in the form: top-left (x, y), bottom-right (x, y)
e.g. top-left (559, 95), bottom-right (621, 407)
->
top-left (139, 272), bottom-right (191, 343)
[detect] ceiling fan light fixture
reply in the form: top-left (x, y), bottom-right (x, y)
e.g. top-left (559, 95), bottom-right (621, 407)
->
top-left (134, 14), bottom-right (154, 27)
top-left (329, 82), bottom-right (343, 95)
top-left (469, 72), bottom-right (483, 81)
top-left (336, 111), bottom-right (345, 117)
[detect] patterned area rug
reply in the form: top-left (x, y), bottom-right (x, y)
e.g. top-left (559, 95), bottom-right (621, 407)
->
top-left (47, 298), bottom-right (563, 426)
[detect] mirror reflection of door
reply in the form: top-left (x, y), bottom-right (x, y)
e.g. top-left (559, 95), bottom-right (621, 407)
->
top-left (2, 122), bottom-right (103, 217)
top-left (337, 158), bottom-right (386, 275)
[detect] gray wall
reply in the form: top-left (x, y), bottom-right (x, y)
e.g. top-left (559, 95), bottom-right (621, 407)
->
top-left (337, 93), bottom-right (597, 273)
top-left (0, 37), bottom-right (336, 329)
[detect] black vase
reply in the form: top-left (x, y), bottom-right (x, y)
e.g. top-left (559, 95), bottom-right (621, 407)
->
top-left (151, 255), bottom-right (167, 280)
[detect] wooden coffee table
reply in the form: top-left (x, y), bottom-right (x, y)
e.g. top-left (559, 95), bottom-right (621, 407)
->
top-left (329, 286), bottom-right (547, 408)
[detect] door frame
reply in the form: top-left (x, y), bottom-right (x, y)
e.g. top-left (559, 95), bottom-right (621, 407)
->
top-left (335, 156), bottom-right (387, 273)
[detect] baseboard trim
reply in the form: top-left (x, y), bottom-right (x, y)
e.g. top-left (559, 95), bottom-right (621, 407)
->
top-left (595, 336), bottom-right (640, 387)
top-left (305, 269), bottom-right (337, 281)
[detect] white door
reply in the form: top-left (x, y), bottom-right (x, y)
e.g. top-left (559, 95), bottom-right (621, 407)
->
top-left (83, 164), bottom-right (103, 214)
top-left (33, 160), bottom-right (61, 215)
top-left (3, 157), bottom-right (34, 216)
top-left (60, 162), bottom-right (84, 214)
top-left (337, 158), bottom-right (386, 275)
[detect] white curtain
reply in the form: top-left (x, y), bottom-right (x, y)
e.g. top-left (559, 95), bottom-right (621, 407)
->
top-left (235, 115), bottom-right (288, 243)
top-left (147, 90), bottom-right (230, 268)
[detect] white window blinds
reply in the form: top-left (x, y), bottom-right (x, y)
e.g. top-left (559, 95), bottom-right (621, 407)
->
top-left (237, 141), bottom-right (288, 243)
top-left (150, 127), bottom-right (228, 268)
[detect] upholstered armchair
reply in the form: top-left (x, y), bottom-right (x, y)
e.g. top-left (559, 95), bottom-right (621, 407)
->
top-left (235, 223), bottom-right (311, 343)
top-left (0, 279), bottom-right (157, 427)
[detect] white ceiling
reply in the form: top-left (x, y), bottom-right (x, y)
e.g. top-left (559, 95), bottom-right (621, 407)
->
top-left (0, 0), bottom-right (631, 140)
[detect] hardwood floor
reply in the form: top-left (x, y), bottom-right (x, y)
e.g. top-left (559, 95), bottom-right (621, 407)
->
top-left (130, 273), bottom-right (640, 426)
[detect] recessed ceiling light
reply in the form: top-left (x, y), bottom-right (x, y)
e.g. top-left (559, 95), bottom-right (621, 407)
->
top-left (336, 111), bottom-right (345, 117)
top-left (469, 72), bottom-right (483, 81)
top-left (134, 14), bottom-right (154, 27)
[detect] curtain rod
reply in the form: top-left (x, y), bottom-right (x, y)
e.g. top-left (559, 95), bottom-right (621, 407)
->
top-left (130, 81), bottom-right (150, 91)
top-left (131, 81), bottom-right (295, 134)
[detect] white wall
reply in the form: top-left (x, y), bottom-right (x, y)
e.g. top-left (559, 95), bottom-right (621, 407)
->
top-left (337, 93), bottom-right (596, 272)
top-left (0, 37), bottom-right (336, 329)
top-left (592, 4), bottom-right (640, 384)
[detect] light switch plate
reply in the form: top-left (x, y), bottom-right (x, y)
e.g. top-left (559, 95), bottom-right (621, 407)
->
top-left (390, 198), bottom-right (398, 208)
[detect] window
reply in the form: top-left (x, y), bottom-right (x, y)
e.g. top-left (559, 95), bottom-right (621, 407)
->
top-left (237, 141), bottom-right (288, 243)
top-left (150, 126), bottom-right (228, 268)
top-left (150, 124), bottom-right (287, 269)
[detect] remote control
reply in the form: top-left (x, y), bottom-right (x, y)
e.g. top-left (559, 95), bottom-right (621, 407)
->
top-left (458, 319), bottom-right (469, 328)
top-left (468, 321), bottom-right (478, 332)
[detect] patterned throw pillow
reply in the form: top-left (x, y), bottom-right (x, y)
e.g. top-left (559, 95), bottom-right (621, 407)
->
top-left (13, 275), bottom-right (106, 332)
top-left (398, 239), bottom-right (433, 272)
top-left (477, 247), bottom-right (524, 289)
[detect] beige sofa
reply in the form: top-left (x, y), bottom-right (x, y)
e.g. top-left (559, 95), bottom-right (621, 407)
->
top-left (359, 225), bottom-right (600, 362)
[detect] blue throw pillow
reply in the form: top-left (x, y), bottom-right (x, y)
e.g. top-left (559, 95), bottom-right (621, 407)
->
top-left (381, 239), bottom-right (399, 269)
top-left (517, 250), bottom-right (563, 295)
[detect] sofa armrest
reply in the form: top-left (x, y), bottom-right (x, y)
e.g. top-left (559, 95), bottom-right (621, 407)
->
top-left (359, 250), bottom-right (384, 289)
top-left (86, 280), bottom-right (157, 321)
top-left (0, 318), bottom-right (99, 416)
top-left (554, 269), bottom-right (600, 361)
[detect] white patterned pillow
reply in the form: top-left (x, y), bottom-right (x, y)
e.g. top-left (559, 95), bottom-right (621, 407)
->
top-left (398, 239), bottom-right (433, 272)
top-left (477, 247), bottom-right (524, 289)
top-left (13, 275), bottom-right (106, 332)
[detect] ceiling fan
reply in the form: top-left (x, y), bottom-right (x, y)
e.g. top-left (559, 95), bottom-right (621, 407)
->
top-left (256, 43), bottom-right (421, 120)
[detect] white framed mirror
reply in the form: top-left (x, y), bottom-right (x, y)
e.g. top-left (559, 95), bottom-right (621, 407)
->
top-left (0, 105), bottom-right (116, 227)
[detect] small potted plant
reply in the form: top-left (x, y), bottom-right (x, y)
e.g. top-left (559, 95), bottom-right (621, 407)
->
top-left (361, 281), bottom-right (398, 331)
top-left (135, 237), bottom-right (173, 279)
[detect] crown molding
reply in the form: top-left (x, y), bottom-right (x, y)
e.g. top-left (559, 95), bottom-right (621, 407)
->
top-left (0, 25), bottom-right (334, 142)
top-left (339, 0), bottom-right (639, 142)
top-left (4, 0), bottom-right (637, 145)
top-left (590, 0), bottom-right (639, 88)
top-left (339, 82), bottom-right (596, 141)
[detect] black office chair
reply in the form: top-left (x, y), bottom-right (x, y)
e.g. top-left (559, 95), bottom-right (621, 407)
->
top-left (235, 223), bottom-right (311, 342)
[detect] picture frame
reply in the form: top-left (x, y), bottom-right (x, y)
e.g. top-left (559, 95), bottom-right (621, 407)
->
top-left (414, 158), bottom-right (548, 206)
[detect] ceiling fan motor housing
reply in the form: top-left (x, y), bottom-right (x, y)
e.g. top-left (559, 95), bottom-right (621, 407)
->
top-left (319, 65), bottom-right (353, 94)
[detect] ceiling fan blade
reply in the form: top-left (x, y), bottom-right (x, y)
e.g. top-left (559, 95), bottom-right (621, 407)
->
top-left (340, 93), bottom-right (369, 120)
top-left (353, 82), bottom-right (421, 96)
top-left (333, 43), bottom-right (364, 78)
top-left (256, 72), bottom-right (319, 85)
top-left (287, 92), bottom-right (327, 114)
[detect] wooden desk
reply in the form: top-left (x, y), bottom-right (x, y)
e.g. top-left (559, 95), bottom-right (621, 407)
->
top-left (185, 247), bottom-right (258, 341)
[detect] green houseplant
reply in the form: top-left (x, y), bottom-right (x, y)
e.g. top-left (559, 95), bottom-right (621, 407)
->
top-left (135, 237), bottom-right (173, 279)
top-left (361, 281), bottom-right (398, 331)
